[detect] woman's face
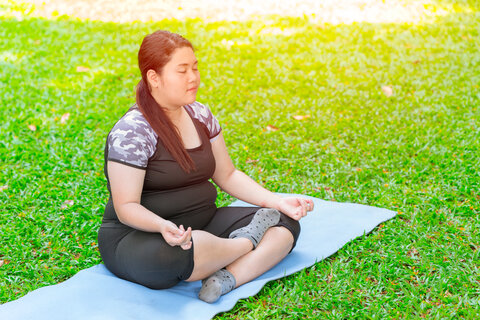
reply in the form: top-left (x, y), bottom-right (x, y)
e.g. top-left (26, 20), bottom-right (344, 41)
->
top-left (150, 46), bottom-right (200, 109)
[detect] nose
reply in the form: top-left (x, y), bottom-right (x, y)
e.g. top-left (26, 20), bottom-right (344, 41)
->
top-left (187, 69), bottom-right (198, 83)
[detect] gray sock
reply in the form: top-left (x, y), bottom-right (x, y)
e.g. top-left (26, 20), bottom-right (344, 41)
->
top-left (198, 268), bottom-right (236, 303)
top-left (229, 208), bottom-right (281, 248)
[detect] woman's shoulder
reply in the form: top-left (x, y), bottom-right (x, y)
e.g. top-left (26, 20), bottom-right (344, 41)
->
top-left (185, 101), bottom-right (222, 140)
top-left (107, 104), bottom-right (158, 169)
top-left (112, 104), bottom-right (148, 130)
top-left (110, 105), bottom-right (156, 138)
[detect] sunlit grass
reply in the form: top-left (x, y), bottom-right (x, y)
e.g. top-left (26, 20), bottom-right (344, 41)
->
top-left (1, 0), bottom-right (479, 318)
top-left (0, 0), bottom-right (466, 24)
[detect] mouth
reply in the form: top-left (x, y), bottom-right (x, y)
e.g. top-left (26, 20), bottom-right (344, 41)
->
top-left (187, 87), bottom-right (198, 92)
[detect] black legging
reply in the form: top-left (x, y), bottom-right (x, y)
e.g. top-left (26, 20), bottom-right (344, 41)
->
top-left (98, 206), bottom-right (300, 289)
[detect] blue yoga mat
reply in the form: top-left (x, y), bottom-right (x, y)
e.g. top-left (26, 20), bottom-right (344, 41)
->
top-left (0, 194), bottom-right (396, 320)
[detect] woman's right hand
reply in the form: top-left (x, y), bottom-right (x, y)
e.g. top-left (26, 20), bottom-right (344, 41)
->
top-left (159, 220), bottom-right (192, 250)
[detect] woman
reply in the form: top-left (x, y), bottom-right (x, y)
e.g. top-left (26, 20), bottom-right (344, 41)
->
top-left (97, 30), bottom-right (314, 303)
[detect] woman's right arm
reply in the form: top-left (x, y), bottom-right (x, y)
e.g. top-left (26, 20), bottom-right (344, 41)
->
top-left (107, 160), bottom-right (192, 249)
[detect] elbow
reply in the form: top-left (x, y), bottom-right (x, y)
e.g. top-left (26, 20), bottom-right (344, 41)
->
top-left (215, 168), bottom-right (237, 190)
top-left (114, 203), bottom-right (128, 224)
top-left (111, 199), bottom-right (134, 225)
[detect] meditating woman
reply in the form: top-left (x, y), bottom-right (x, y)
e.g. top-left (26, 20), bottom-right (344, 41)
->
top-left (97, 30), bottom-right (314, 303)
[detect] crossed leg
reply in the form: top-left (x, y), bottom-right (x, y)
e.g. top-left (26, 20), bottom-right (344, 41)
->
top-left (226, 226), bottom-right (294, 287)
top-left (186, 226), bottom-right (294, 285)
top-left (186, 230), bottom-right (253, 281)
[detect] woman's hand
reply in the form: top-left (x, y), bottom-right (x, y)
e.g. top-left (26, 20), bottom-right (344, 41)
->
top-left (159, 220), bottom-right (192, 250)
top-left (276, 197), bottom-right (314, 221)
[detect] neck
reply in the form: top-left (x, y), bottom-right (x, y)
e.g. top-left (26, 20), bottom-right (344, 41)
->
top-left (150, 90), bottom-right (183, 122)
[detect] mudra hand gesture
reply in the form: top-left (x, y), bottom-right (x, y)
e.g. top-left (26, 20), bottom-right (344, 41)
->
top-left (276, 197), bottom-right (314, 221)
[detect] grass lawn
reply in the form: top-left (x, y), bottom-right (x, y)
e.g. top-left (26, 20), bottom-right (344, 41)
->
top-left (1, 0), bottom-right (479, 318)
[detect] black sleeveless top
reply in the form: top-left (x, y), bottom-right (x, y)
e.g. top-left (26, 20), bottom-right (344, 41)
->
top-left (102, 104), bottom-right (220, 230)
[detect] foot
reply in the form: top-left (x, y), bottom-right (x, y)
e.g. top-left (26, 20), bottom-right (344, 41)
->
top-left (229, 208), bottom-right (281, 249)
top-left (198, 269), bottom-right (236, 303)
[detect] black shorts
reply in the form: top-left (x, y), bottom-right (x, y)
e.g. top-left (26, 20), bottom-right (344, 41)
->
top-left (98, 206), bottom-right (300, 290)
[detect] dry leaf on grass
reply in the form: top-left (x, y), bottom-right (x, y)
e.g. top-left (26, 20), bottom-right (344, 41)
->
top-left (61, 200), bottom-right (74, 209)
top-left (382, 85), bottom-right (393, 97)
top-left (76, 66), bottom-right (90, 72)
top-left (60, 113), bottom-right (70, 124)
top-left (407, 247), bottom-right (419, 257)
top-left (28, 124), bottom-right (37, 131)
top-left (0, 185), bottom-right (7, 191)
top-left (0, 259), bottom-right (9, 267)
top-left (266, 125), bottom-right (279, 131)
top-left (292, 115), bottom-right (310, 120)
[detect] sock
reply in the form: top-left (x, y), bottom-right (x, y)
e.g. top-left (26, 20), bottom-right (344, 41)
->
top-left (198, 268), bottom-right (236, 303)
top-left (229, 208), bottom-right (281, 249)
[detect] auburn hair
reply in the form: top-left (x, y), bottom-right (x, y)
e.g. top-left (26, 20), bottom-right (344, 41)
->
top-left (136, 30), bottom-right (196, 173)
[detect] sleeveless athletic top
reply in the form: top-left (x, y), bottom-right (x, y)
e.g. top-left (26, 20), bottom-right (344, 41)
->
top-left (101, 101), bottom-right (223, 230)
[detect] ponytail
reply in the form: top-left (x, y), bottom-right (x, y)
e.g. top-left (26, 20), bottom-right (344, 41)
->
top-left (136, 78), bottom-right (196, 173)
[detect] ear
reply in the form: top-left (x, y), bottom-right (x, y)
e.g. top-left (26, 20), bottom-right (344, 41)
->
top-left (146, 69), bottom-right (159, 88)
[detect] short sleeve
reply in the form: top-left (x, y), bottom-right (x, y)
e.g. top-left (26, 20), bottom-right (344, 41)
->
top-left (107, 109), bottom-right (158, 169)
top-left (185, 101), bottom-right (222, 142)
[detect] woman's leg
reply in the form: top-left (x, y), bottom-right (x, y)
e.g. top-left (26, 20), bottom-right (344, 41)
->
top-left (185, 230), bottom-right (253, 281)
top-left (196, 206), bottom-right (300, 302)
top-left (187, 208), bottom-right (283, 281)
top-left (225, 226), bottom-right (294, 287)
top-left (197, 225), bottom-right (295, 302)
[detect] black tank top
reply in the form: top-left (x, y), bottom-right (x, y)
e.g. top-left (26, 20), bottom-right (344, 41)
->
top-left (102, 107), bottom-right (218, 230)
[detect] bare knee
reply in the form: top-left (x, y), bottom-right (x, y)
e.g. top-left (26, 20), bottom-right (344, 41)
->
top-left (265, 226), bottom-right (295, 249)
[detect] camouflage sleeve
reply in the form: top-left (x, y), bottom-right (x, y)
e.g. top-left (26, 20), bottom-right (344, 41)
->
top-left (186, 101), bottom-right (222, 142)
top-left (107, 109), bottom-right (158, 169)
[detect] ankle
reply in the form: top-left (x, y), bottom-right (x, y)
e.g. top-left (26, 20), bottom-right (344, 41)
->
top-left (198, 268), bottom-right (237, 303)
top-left (235, 237), bottom-right (254, 251)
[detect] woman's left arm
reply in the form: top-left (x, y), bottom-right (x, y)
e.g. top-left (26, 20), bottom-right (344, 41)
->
top-left (211, 132), bottom-right (314, 221)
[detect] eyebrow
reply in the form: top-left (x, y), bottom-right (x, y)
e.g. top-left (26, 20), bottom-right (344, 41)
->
top-left (177, 61), bottom-right (198, 67)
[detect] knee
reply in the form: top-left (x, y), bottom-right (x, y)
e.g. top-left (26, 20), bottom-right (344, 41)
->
top-left (276, 215), bottom-right (301, 252)
top-left (128, 250), bottom-right (192, 290)
top-left (279, 214), bottom-right (300, 240)
top-left (271, 226), bottom-right (295, 245)
top-left (116, 232), bottom-right (194, 289)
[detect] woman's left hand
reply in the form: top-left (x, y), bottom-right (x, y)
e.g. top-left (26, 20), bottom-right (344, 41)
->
top-left (276, 197), bottom-right (314, 221)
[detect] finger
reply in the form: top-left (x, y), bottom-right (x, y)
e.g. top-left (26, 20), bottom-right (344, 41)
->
top-left (299, 199), bottom-right (308, 216)
top-left (181, 241), bottom-right (192, 250)
top-left (293, 208), bottom-right (302, 220)
top-left (170, 225), bottom-right (184, 238)
top-left (182, 227), bottom-right (192, 243)
top-left (176, 228), bottom-right (191, 244)
top-left (308, 200), bottom-right (314, 211)
top-left (304, 199), bottom-right (312, 214)
top-left (182, 227), bottom-right (192, 244)
top-left (180, 228), bottom-right (192, 249)
top-left (300, 200), bottom-right (309, 217)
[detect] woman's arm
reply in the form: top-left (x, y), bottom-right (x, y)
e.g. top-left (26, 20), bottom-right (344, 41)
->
top-left (211, 133), bottom-right (314, 220)
top-left (107, 161), bottom-right (192, 249)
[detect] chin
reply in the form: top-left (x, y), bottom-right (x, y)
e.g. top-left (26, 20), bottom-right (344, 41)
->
top-left (185, 94), bottom-right (197, 105)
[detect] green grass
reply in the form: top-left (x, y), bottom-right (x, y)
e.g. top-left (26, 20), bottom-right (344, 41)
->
top-left (1, 1), bottom-right (479, 318)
